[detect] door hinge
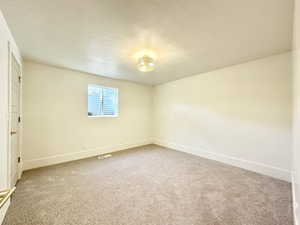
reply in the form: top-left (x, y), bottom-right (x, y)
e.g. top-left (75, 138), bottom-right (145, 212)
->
top-left (17, 157), bottom-right (21, 163)
top-left (18, 76), bottom-right (21, 83)
top-left (18, 116), bottom-right (21, 123)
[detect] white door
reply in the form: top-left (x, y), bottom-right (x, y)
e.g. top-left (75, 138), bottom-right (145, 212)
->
top-left (9, 52), bottom-right (21, 187)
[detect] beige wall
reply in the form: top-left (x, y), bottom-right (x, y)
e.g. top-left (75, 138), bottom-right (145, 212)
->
top-left (23, 52), bottom-right (293, 180)
top-left (153, 52), bottom-right (292, 181)
top-left (22, 61), bottom-right (152, 170)
top-left (293, 0), bottom-right (300, 223)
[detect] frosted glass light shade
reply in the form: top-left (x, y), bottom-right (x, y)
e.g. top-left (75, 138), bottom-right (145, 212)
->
top-left (137, 55), bottom-right (155, 72)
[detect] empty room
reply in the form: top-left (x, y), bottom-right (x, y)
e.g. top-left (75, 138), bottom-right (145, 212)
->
top-left (0, 0), bottom-right (300, 224)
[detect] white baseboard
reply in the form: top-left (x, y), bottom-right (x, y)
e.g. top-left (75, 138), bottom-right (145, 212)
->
top-left (23, 139), bottom-right (151, 170)
top-left (154, 138), bottom-right (291, 182)
top-left (0, 200), bottom-right (10, 225)
top-left (292, 173), bottom-right (300, 225)
top-left (22, 137), bottom-right (291, 181)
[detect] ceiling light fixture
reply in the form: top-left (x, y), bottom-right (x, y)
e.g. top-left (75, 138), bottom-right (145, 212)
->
top-left (137, 55), bottom-right (155, 72)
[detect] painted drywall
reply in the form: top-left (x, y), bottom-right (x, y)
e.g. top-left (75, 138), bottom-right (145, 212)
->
top-left (0, 12), bottom-right (10, 225)
top-left (153, 52), bottom-right (292, 181)
top-left (22, 61), bottom-right (152, 170)
top-left (0, 10), bottom-right (21, 225)
top-left (293, 0), bottom-right (300, 223)
top-left (1, 0), bottom-right (294, 85)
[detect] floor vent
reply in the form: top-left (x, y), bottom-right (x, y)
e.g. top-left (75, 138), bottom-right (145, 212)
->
top-left (97, 154), bottom-right (112, 160)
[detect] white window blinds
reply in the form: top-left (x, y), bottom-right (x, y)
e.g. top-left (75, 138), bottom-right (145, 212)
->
top-left (88, 85), bottom-right (118, 117)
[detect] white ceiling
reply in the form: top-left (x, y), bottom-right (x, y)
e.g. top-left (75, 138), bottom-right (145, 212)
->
top-left (0, 0), bottom-right (294, 85)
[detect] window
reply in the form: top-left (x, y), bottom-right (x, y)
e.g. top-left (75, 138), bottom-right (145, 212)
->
top-left (88, 85), bottom-right (118, 117)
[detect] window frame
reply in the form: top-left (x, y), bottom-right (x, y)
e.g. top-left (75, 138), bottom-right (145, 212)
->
top-left (88, 84), bottom-right (119, 118)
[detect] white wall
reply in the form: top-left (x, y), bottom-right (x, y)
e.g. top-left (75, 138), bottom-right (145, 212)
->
top-left (0, 10), bottom-right (21, 224)
top-left (153, 52), bottom-right (292, 181)
top-left (293, 0), bottom-right (300, 223)
top-left (0, 12), bottom-right (10, 224)
top-left (22, 61), bottom-right (152, 170)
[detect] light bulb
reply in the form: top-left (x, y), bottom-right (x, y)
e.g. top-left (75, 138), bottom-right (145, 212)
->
top-left (137, 55), bottom-right (155, 72)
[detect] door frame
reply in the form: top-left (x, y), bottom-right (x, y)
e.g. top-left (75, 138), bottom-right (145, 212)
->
top-left (7, 41), bottom-right (23, 188)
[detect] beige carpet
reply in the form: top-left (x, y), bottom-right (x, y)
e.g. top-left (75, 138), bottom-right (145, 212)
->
top-left (3, 145), bottom-right (293, 225)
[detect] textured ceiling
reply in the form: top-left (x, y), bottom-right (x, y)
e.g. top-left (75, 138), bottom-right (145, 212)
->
top-left (0, 0), bottom-right (294, 85)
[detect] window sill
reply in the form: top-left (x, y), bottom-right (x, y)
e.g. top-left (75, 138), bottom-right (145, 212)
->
top-left (88, 115), bottom-right (119, 118)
